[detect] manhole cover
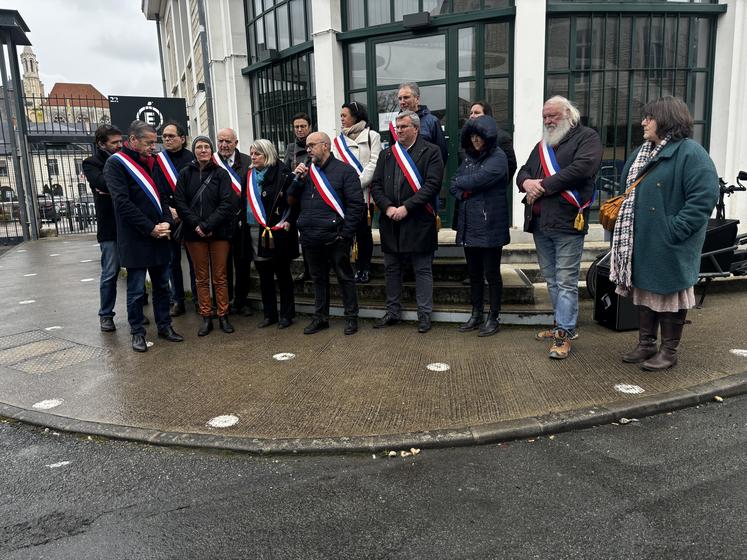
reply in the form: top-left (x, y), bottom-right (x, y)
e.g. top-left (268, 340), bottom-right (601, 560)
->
top-left (0, 330), bottom-right (106, 374)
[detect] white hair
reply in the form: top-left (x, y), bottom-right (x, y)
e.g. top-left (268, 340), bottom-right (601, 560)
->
top-left (545, 96), bottom-right (581, 127)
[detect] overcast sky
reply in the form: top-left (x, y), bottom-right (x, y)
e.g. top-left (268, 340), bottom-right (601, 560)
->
top-left (0, 0), bottom-right (163, 96)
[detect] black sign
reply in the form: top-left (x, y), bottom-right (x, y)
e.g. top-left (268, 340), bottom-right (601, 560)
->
top-left (108, 95), bottom-right (188, 135)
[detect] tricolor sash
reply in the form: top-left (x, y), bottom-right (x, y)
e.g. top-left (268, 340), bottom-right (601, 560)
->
top-left (155, 150), bottom-right (179, 192)
top-left (392, 141), bottom-right (435, 216)
top-left (309, 163), bottom-right (345, 218)
top-left (212, 154), bottom-right (242, 196)
top-left (247, 168), bottom-right (291, 248)
top-left (389, 121), bottom-right (399, 142)
top-left (333, 134), bottom-right (364, 176)
top-left (538, 140), bottom-right (595, 231)
top-left (111, 152), bottom-right (162, 215)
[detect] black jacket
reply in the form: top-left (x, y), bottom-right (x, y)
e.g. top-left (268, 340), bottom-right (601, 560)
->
top-left (152, 147), bottom-right (194, 207)
top-left (371, 136), bottom-right (444, 254)
top-left (103, 145), bottom-right (173, 268)
top-left (246, 162), bottom-right (299, 260)
top-left (82, 148), bottom-right (117, 242)
top-left (516, 124), bottom-right (603, 234)
top-left (284, 139), bottom-right (308, 170)
top-left (223, 150), bottom-right (253, 258)
top-left (174, 160), bottom-right (238, 242)
top-left (290, 154), bottom-right (365, 247)
top-left (450, 117), bottom-right (510, 248)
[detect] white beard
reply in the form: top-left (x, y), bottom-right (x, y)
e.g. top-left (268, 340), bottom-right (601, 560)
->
top-left (543, 119), bottom-right (572, 146)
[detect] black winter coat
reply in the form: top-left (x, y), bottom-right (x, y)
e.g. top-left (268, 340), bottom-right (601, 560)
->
top-left (103, 145), bottom-right (173, 268)
top-left (371, 136), bottom-right (444, 254)
top-left (290, 154), bottom-right (365, 247)
top-left (83, 148), bottom-right (117, 242)
top-left (450, 117), bottom-right (510, 248)
top-left (225, 150), bottom-right (254, 259)
top-left (174, 160), bottom-right (238, 242)
top-left (245, 162), bottom-right (299, 260)
top-left (152, 147), bottom-right (194, 208)
top-left (516, 124), bottom-right (603, 235)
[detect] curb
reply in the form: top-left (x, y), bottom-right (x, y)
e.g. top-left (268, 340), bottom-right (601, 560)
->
top-left (2, 371), bottom-right (746, 455)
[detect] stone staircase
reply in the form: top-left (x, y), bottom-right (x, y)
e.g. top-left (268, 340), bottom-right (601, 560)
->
top-left (245, 226), bottom-right (611, 326)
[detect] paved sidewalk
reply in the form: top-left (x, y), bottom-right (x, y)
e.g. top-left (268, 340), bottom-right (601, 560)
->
top-left (1, 236), bottom-right (745, 453)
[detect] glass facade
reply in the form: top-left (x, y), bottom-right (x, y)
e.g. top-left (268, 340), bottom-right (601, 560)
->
top-left (246, 0), bottom-right (312, 65)
top-left (546, 12), bottom-right (716, 204)
top-left (249, 51), bottom-right (316, 152)
top-left (344, 0), bottom-right (511, 31)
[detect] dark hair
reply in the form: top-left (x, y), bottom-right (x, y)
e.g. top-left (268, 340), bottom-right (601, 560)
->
top-left (94, 124), bottom-right (122, 146)
top-left (642, 96), bottom-right (693, 140)
top-left (160, 120), bottom-right (186, 137)
top-left (128, 120), bottom-right (157, 138)
top-left (341, 101), bottom-right (369, 125)
top-left (291, 112), bottom-right (312, 126)
top-left (470, 101), bottom-right (493, 117)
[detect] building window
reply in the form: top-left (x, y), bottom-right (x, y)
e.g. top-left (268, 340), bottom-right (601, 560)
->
top-left (245, 0), bottom-right (312, 64)
top-left (249, 50), bottom-right (316, 152)
top-left (47, 158), bottom-right (60, 176)
top-left (0, 161), bottom-right (8, 177)
top-left (344, 0), bottom-right (511, 31)
top-left (546, 12), bottom-right (716, 201)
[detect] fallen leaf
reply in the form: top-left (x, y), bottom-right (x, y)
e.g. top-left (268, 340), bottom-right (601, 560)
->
top-left (714, 395), bottom-right (724, 402)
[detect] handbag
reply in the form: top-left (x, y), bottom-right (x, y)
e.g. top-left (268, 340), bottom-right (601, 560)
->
top-left (599, 172), bottom-right (648, 232)
top-left (172, 171), bottom-right (215, 242)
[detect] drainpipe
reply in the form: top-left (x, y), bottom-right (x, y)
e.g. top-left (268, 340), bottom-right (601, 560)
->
top-left (155, 15), bottom-right (167, 97)
top-left (196, 0), bottom-right (215, 139)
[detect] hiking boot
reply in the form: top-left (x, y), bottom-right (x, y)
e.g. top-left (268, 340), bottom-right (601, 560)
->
top-left (549, 330), bottom-right (571, 359)
top-left (536, 327), bottom-right (578, 341)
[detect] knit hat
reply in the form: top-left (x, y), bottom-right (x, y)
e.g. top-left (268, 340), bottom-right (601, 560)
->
top-left (192, 135), bottom-right (214, 153)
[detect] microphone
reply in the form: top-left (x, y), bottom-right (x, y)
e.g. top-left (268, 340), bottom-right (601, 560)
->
top-left (292, 156), bottom-right (312, 180)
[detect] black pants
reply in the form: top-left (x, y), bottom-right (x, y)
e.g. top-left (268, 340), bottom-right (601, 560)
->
top-left (354, 204), bottom-right (374, 272)
top-left (464, 246), bottom-right (503, 314)
top-left (255, 258), bottom-right (295, 321)
top-left (306, 240), bottom-right (358, 320)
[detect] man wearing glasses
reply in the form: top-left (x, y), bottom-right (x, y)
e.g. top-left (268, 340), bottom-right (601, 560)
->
top-left (284, 112), bottom-right (314, 282)
top-left (291, 132), bottom-right (365, 336)
top-left (371, 111), bottom-right (444, 333)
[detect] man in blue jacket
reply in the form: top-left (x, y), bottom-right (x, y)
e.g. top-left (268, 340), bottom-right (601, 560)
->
top-left (398, 82), bottom-right (448, 163)
top-left (291, 132), bottom-right (365, 336)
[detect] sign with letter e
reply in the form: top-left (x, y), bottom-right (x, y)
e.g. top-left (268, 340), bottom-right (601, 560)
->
top-left (108, 95), bottom-right (188, 137)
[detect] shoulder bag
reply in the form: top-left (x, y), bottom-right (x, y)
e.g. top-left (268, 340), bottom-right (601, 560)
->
top-left (599, 172), bottom-right (648, 232)
top-left (173, 171), bottom-right (215, 242)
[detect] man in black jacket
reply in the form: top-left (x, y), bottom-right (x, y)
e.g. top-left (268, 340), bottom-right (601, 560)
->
top-left (371, 110), bottom-right (444, 333)
top-left (516, 96), bottom-right (602, 360)
top-left (216, 127), bottom-right (253, 316)
top-left (82, 124), bottom-right (123, 333)
top-left (291, 132), bottom-right (365, 335)
top-left (103, 120), bottom-right (184, 352)
top-left (152, 121), bottom-right (193, 317)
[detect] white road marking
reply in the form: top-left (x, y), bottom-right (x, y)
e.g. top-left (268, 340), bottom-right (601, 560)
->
top-left (16, 249), bottom-right (26, 253)
top-left (49, 253), bottom-right (60, 257)
top-left (80, 278), bottom-right (94, 282)
top-left (614, 383), bottom-right (645, 394)
top-left (44, 326), bottom-right (63, 331)
top-left (33, 398), bottom-right (64, 410)
top-left (79, 259), bottom-right (93, 263)
top-left (24, 273), bottom-right (37, 277)
top-left (19, 300), bottom-right (36, 305)
top-left (427, 362), bottom-right (450, 372)
top-left (730, 349), bottom-right (747, 358)
top-left (207, 414), bottom-right (239, 428)
top-left (46, 461), bottom-right (71, 469)
top-left (273, 352), bottom-right (296, 361)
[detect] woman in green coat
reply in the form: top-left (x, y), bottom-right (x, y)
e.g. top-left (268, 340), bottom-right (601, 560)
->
top-left (610, 96), bottom-right (718, 371)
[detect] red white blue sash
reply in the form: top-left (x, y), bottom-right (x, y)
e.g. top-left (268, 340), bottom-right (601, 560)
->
top-left (155, 150), bottom-right (178, 192)
top-left (538, 140), bottom-right (594, 211)
top-left (332, 134), bottom-right (364, 176)
top-left (111, 152), bottom-right (162, 215)
top-left (389, 121), bottom-right (398, 141)
top-left (392, 141), bottom-right (435, 216)
top-left (309, 163), bottom-right (345, 218)
top-left (212, 154), bottom-right (242, 196)
top-left (247, 168), bottom-right (291, 231)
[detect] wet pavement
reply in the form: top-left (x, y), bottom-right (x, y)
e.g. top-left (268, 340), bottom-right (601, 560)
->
top-left (1, 236), bottom-right (746, 453)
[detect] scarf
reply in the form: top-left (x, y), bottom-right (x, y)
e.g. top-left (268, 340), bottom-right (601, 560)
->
top-left (343, 120), bottom-right (368, 142)
top-left (609, 135), bottom-right (670, 294)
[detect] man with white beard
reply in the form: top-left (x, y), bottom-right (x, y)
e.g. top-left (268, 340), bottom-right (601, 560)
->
top-left (516, 96), bottom-right (602, 359)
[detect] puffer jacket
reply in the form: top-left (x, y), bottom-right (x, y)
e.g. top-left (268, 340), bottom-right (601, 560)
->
top-left (450, 116), bottom-right (510, 248)
top-left (174, 159), bottom-right (238, 242)
top-left (417, 105), bottom-right (448, 163)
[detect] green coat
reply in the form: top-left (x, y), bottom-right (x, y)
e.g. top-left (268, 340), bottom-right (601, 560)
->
top-left (619, 138), bottom-right (718, 294)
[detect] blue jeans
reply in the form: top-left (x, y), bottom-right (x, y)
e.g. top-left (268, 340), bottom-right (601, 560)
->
top-left (533, 226), bottom-right (585, 334)
top-left (99, 241), bottom-right (120, 318)
top-left (126, 265), bottom-right (172, 335)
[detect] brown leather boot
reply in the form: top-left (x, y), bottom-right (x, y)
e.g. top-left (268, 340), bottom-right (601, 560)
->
top-left (622, 306), bottom-right (659, 363)
top-left (641, 310), bottom-right (687, 371)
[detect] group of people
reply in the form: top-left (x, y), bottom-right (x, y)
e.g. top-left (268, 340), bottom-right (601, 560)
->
top-left (85, 82), bottom-right (718, 373)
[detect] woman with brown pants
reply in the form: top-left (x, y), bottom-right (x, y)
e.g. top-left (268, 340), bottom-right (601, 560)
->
top-left (174, 136), bottom-right (238, 336)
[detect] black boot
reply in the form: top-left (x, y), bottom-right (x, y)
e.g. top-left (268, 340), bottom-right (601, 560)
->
top-left (219, 316), bottom-right (235, 334)
top-left (479, 312), bottom-right (500, 337)
top-left (623, 306), bottom-right (659, 363)
top-left (197, 317), bottom-right (213, 337)
top-left (458, 308), bottom-right (484, 332)
top-left (642, 310), bottom-right (687, 371)
top-left (479, 281), bottom-right (501, 337)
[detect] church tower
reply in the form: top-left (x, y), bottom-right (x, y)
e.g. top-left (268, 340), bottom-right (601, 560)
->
top-left (21, 47), bottom-right (44, 122)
